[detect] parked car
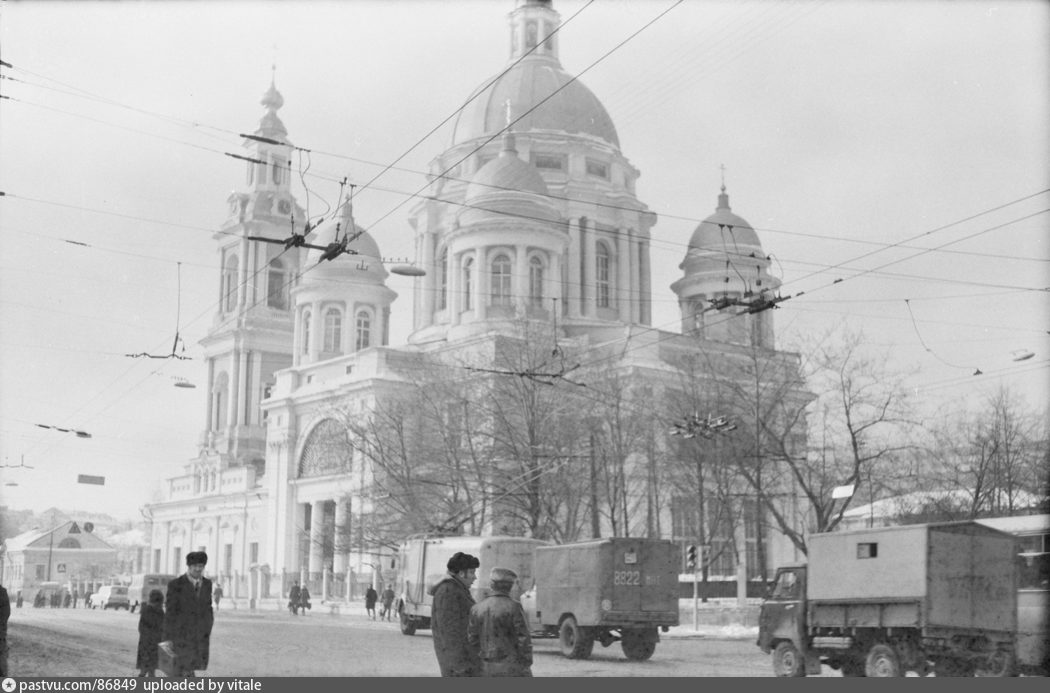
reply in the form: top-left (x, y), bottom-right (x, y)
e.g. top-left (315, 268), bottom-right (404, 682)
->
top-left (90, 584), bottom-right (130, 610)
top-left (128, 573), bottom-right (176, 612)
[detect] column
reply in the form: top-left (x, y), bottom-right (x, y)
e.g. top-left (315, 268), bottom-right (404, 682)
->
top-left (515, 244), bottom-right (529, 310)
top-left (639, 238), bottom-right (651, 324)
top-left (616, 227), bottom-right (630, 322)
top-left (629, 228), bottom-right (640, 324)
top-left (566, 218), bottom-right (581, 318)
top-left (309, 500), bottom-right (324, 574)
top-left (476, 247), bottom-right (488, 321)
top-left (333, 499), bottom-right (349, 574)
top-left (214, 514), bottom-right (222, 582)
top-left (227, 348), bottom-right (241, 429)
top-left (549, 253), bottom-right (562, 320)
top-left (582, 221), bottom-right (596, 317)
top-left (420, 229), bottom-right (436, 327)
top-left (449, 251), bottom-right (461, 326)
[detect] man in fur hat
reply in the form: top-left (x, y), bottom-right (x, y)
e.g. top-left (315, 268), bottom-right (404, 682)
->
top-left (468, 567), bottom-right (533, 677)
top-left (162, 551), bottom-right (214, 677)
top-left (428, 551), bottom-right (481, 676)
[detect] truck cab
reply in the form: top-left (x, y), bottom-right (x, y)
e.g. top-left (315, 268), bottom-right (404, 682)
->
top-left (757, 565), bottom-right (816, 676)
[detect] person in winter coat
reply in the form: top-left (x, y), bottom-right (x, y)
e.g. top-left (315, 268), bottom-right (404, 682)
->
top-left (364, 586), bottom-right (378, 620)
top-left (288, 582), bottom-right (301, 615)
top-left (429, 551), bottom-right (481, 676)
top-left (380, 585), bottom-right (396, 621)
top-left (162, 551), bottom-right (214, 677)
top-left (299, 585), bottom-right (311, 612)
top-left (136, 589), bottom-right (165, 676)
top-left (1, 583), bottom-right (10, 677)
top-left (467, 567), bottom-right (533, 677)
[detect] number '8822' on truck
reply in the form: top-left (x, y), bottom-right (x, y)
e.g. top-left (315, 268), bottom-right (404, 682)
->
top-left (396, 535), bottom-right (679, 661)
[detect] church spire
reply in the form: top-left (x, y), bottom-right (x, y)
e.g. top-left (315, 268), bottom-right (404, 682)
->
top-left (509, 0), bottom-right (560, 62)
top-left (256, 65), bottom-right (288, 143)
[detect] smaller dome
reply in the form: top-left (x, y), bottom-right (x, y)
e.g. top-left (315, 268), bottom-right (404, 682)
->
top-left (687, 188), bottom-right (762, 251)
top-left (301, 203), bottom-right (387, 282)
top-left (465, 132), bottom-right (549, 202)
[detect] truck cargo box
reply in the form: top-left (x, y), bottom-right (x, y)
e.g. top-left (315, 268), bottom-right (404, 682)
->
top-left (807, 522), bottom-right (1017, 633)
top-left (534, 537), bottom-right (679, 627)
top-left (399, 535), bottom-right (548, 618)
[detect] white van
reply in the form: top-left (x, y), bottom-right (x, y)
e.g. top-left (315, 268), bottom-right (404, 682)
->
top-left (90, 584), bottom-right (130, 610)
top-left (128, 573), bottom-right (177, 612)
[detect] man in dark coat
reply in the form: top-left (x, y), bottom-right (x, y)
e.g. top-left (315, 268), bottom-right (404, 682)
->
top-left (364, 585), bottom-right (378, 620)
top-left (468, 567), bottom-right (533, 677)
top-left (288, 581), bottom-right (301, 615)
top-left (428, 551), bottom-right (481, 677)
top-left (163, 551), bottom-right (214, 677)
top-left (1, 582), bottom-right (10, 677)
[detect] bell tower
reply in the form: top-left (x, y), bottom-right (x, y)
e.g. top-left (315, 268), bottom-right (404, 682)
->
top-left (196, 73), bottom-right (305, 473)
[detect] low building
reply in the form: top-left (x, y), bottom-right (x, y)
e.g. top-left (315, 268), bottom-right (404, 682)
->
top-left (2, 520), bottom-right (118, 605)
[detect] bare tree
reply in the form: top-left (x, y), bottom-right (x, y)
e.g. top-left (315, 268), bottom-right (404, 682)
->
top-left (788, 328), bottom-right (919, 546)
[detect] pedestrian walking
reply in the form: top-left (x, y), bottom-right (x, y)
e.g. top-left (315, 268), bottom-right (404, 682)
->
top-left (428, 551), bottom-right (481, 677)
top-left (288, 581), bottom-right (301, 616)
top-left (381, 585), bottom-right (395, 621)
top-left (1, 582), bottom-right (10, 677)
top-left (162, 551), bottom-right (215, 677)
top-left (365, 585), bottom-right (378, 620)
top-left (213, 584), bottom-right (223, 611)
top-left (467, 567), bottom-right (533, 677)
top-left (136, 589), bottom-right (165, 677)
top-left (299, 585), bottom-right (311, 613)
top-left (71, 588), bottom-right (79, 609)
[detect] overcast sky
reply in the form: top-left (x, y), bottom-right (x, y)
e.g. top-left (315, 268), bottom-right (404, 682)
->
top-left (1, 0), bottom-right (1047, 521)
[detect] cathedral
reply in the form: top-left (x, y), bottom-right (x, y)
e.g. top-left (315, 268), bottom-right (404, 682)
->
top-left (144, 0), bottom-right (808, 604)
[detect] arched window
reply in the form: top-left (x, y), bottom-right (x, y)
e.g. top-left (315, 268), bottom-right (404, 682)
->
top-left (596, 243), bottom-right (611, 308)
top-left (301, 309), bottom-right (312, 355)
top-left (463, 257), bottom-right (474, 311)
top-left (439, 247), bottom-right (449, 311)
top-left (267, 258), bottom-right (289, 310)
top-left (355, 310), bottom-right (372, 351)
top-left (529, 256), bottom-right (545, 308)
top-left (222, 255), bottom-right (238, 312)
top-left (298, 419), bottom-right (353, 478)
top-left (212, 372), bottom-right (229, 430)
top-left (323, 308), bottom-right (342, 352)
top-left (490, 253), bottom-right (512, 305)
top-left (272, 159), bottom-right (282, 185)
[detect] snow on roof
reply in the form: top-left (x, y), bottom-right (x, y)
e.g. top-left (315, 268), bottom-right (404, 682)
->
top-left (976, 514), bottom-right (1049, 536)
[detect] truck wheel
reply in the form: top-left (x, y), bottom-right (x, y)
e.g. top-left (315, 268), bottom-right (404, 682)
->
top-left (975, 649), bottom-right (1015, 677)
top-left (772, 641), bottom-right (805, 677)
top-left (621, 628), bottom-right (657, 661)
top-left (558, 617), bottom-right (595, 659)
top-left (399, 610), bottom-right (416, 636)
top-left (865, 643), bottom-right (902, 677)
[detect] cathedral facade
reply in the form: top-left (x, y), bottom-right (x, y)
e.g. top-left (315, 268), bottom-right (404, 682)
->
top-left (144, 0), bottom-right (808, 604)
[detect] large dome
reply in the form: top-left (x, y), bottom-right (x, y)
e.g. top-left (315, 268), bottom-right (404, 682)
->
top-left (451, 57), bottom-right (619, 148)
